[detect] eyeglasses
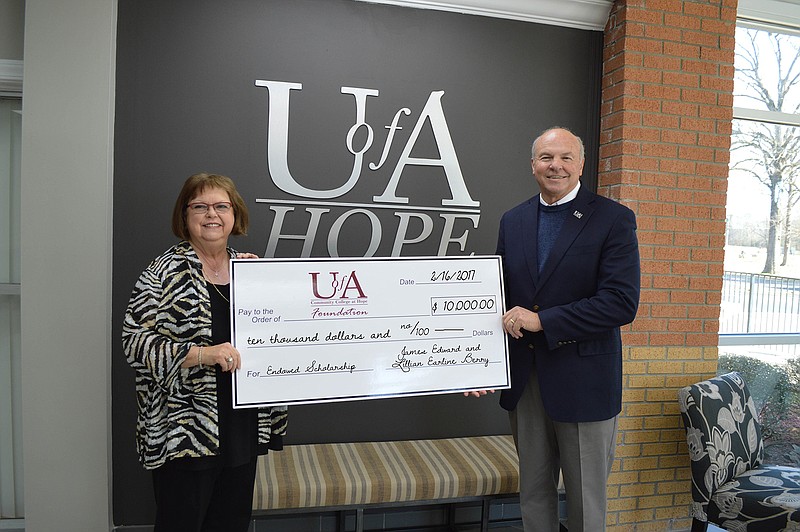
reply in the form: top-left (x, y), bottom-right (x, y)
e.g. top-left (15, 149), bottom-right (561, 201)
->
top-left (186, 202), bottom-right (233, 214)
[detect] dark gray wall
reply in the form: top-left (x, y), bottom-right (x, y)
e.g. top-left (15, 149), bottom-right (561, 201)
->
top-left (112, 0), bottom-right (602, 524)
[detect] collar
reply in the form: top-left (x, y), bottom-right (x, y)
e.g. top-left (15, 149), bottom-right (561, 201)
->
top-left (539, 181), bottom-right (581, 206)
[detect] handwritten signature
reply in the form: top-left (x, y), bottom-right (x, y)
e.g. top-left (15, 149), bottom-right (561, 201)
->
top-left (391, 349), bottom-right (490, 373)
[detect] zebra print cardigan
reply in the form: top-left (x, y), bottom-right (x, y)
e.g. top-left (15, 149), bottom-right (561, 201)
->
top-left (122, 241), bottom-right (288, 470)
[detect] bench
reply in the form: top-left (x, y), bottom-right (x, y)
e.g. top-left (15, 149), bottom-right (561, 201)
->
top-left (252, 434), bottom-right (520, 531)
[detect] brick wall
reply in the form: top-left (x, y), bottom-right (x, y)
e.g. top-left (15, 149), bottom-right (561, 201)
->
top-left (599, 0), bottom-right (737, 529)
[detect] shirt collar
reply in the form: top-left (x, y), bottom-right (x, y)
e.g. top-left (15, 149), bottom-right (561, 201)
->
top-left (540, 182), bottom-right (581, 206)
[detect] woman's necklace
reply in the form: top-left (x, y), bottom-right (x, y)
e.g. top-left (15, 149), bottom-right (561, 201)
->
top-left (196, 249), bottom-right (225, 279)
top-left (201, 268), bottom-right (230, 304)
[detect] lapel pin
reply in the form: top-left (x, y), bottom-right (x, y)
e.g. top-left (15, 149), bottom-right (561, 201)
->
top-left (573, 210), bottom-right (583, 219)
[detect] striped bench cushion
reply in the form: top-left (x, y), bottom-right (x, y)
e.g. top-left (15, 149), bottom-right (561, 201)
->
top-left (253, 435), bottom-right (519, 511)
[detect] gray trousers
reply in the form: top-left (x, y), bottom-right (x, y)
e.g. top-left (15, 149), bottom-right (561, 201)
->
top-left (509, 366), bottom-right (618, 532)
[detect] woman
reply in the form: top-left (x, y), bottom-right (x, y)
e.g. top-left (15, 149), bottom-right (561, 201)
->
top-left (123, 173), bottom-right (287, 532)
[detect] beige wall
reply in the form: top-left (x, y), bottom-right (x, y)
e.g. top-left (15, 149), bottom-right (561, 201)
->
top-left (20, 0), bottom-right (115, 530)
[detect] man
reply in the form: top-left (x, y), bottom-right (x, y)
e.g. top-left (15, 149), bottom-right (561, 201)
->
top-left (495, 127), bottom-right (640, 531)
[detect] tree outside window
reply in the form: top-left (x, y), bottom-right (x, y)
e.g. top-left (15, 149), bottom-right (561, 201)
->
top-left (722, 24), bottom-right (800, 465)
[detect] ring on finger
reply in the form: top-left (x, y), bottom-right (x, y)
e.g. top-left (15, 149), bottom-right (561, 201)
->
top-left (226, 356), bottom-right (234, 363)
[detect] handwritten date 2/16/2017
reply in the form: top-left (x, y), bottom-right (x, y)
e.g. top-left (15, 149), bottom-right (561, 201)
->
top-left (430, 269), bottom-right (476, 282)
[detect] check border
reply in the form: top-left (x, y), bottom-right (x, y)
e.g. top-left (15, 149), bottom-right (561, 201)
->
top-left (231, 256), bottom-right (509, 407)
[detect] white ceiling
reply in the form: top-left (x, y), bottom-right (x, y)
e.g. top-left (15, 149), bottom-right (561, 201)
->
top-left (357, 0), bottom-right (615, 31)
top-left (361, 0), bottom-right (800, 32)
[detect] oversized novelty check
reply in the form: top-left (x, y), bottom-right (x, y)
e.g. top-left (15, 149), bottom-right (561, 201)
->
top-left (230, 256), bottom-right (509, 407)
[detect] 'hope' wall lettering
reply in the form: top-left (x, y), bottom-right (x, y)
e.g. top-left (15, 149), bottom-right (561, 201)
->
top-left (255, 80), bottom-right (482, 258)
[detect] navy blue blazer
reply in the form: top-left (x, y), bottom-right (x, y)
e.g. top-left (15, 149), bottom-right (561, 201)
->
top-left (497, 186), bottom-right (640, 422)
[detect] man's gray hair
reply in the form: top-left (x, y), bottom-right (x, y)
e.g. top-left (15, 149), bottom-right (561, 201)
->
top-left (531, 126), bottom-right (585, 161)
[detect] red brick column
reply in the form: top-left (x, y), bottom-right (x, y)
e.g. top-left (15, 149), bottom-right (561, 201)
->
top-left (599, 0), bottom-right (737, 529)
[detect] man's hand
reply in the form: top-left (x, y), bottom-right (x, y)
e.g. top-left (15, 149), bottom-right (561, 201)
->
top-left (502, 306), bottom-right (542, 339)
top-left (463, 389), bottom-right (495, 398)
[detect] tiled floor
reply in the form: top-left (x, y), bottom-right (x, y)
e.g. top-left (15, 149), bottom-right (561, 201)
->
top-left (0, 520), bottom-right (725, 532)
top-left (462, 522), bottom-right (722, 531)
top-left (0, 521), bottom-right (728, 531)
top-left (486, 528), bottom-right (722, 532)
top-left (484, 524), bottom-right (722, 531)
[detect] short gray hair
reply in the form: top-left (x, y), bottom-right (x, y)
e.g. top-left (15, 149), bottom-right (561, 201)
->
top-left (531, 126), bottom-right (585, 161)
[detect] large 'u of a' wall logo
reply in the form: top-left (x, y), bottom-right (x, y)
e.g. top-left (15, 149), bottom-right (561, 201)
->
top-left (255, 80), bottom-right (481, 258)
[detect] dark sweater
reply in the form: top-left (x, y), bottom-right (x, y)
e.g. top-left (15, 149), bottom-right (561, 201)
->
top-left (538, 201), bottom-right (573, 272)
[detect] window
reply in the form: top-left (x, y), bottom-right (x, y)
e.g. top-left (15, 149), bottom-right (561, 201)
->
top-left (0, 96), bottom-right (22, 519)
top-left (721, 22), bottom-right (800, 463)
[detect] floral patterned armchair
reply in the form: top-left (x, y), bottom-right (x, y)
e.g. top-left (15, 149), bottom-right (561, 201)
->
top-left (678, 371), bottom-right (800, 532)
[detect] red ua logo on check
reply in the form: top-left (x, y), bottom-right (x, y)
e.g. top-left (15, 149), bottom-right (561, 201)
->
top-left (310, 271), bottom-right (367, 300)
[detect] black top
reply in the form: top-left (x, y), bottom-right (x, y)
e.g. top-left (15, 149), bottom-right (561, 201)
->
top-left (168, 281), bottom-right (280, 470)
top-left (209, 281), bottom-right (262, 467)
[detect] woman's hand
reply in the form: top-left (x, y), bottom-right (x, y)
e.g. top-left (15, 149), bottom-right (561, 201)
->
top-left (186, 343), bottom-right (241, 372)
top-left (236, 252), bottom-right (259, 259)
top-left (202, 343), bottom-right (241, 372)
